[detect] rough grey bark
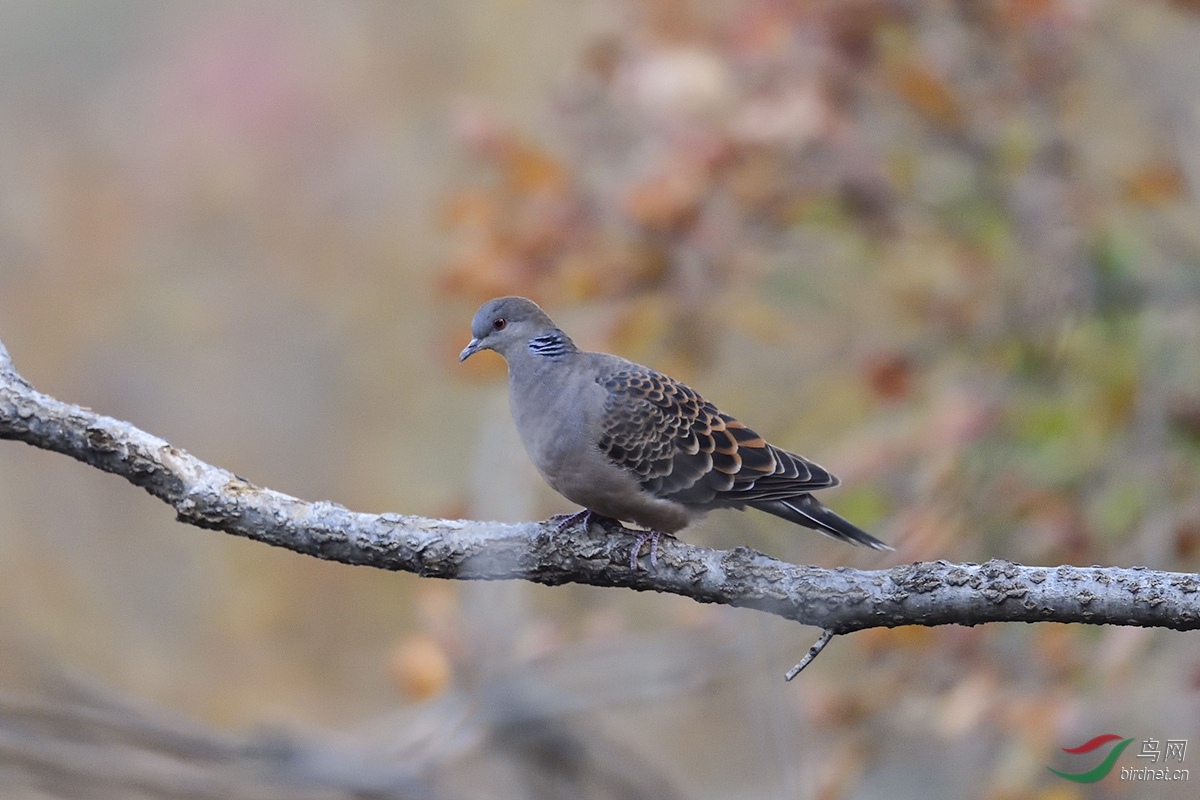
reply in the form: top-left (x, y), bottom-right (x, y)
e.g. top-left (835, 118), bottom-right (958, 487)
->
top-left (1, 338), bottom-right (1198, 635)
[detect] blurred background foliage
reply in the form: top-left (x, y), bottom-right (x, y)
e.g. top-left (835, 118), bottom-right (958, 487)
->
top-left (0, 1), bottom-right (1199, 798)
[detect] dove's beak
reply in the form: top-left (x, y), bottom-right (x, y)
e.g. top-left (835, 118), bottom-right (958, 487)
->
top-left (458, 338), bottom-right (483, 362)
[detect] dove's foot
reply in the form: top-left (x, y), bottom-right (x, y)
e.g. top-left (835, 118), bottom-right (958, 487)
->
top-left (551, 509), bottom-right (625, 535)
top-left (549, 512), bottom-right (669, 569)
top-left (629, 528), bottom-right (676, 570)
top-left (550, 509), bottom-right (594, 534)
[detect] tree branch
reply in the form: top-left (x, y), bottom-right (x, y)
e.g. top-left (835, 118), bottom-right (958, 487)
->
top-left (1, 338), bottom-right (1198, 637)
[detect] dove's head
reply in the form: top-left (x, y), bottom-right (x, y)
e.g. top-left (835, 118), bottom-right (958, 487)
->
top-left (459, 296), bottom-right (562, 362)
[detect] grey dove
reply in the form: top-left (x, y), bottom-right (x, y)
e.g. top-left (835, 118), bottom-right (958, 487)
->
top-left (459, 296), bottom-right (891, 567)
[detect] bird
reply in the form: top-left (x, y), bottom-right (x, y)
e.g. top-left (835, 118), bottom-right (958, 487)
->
top-left (459, 296), bottom-right (891, 568)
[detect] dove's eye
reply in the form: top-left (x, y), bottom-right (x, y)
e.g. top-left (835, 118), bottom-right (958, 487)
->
top-left (492, 318), bottom-right (507, 331)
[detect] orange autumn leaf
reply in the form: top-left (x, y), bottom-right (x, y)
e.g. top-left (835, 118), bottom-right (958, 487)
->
top-left (1000, 0), bottom-right (1057, 28)
top-left (442, 188), bottom-right (499, 229)
top-left (389, 633), bottom-right (452, 701)
top-left (504, 142), bottom-right (570, 195)
top-left (893, 62), bottom-right (961, 129)
top-left (1124, 162), bottom-right (1184, 206)
top-left (626, 166), bottom-right (708, 232)
top-left (1174, 517), bottom-right (1200, 560)
top-left (863, 352), bottom-right (913, 401)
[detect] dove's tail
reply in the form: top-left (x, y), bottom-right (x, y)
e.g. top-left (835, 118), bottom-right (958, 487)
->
top-left (751, 494), bottom-right (892, 551)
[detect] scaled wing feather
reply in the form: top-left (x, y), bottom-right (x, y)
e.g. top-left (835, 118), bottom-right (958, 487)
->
top-left (596, 367), bottom-right (838, 506)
